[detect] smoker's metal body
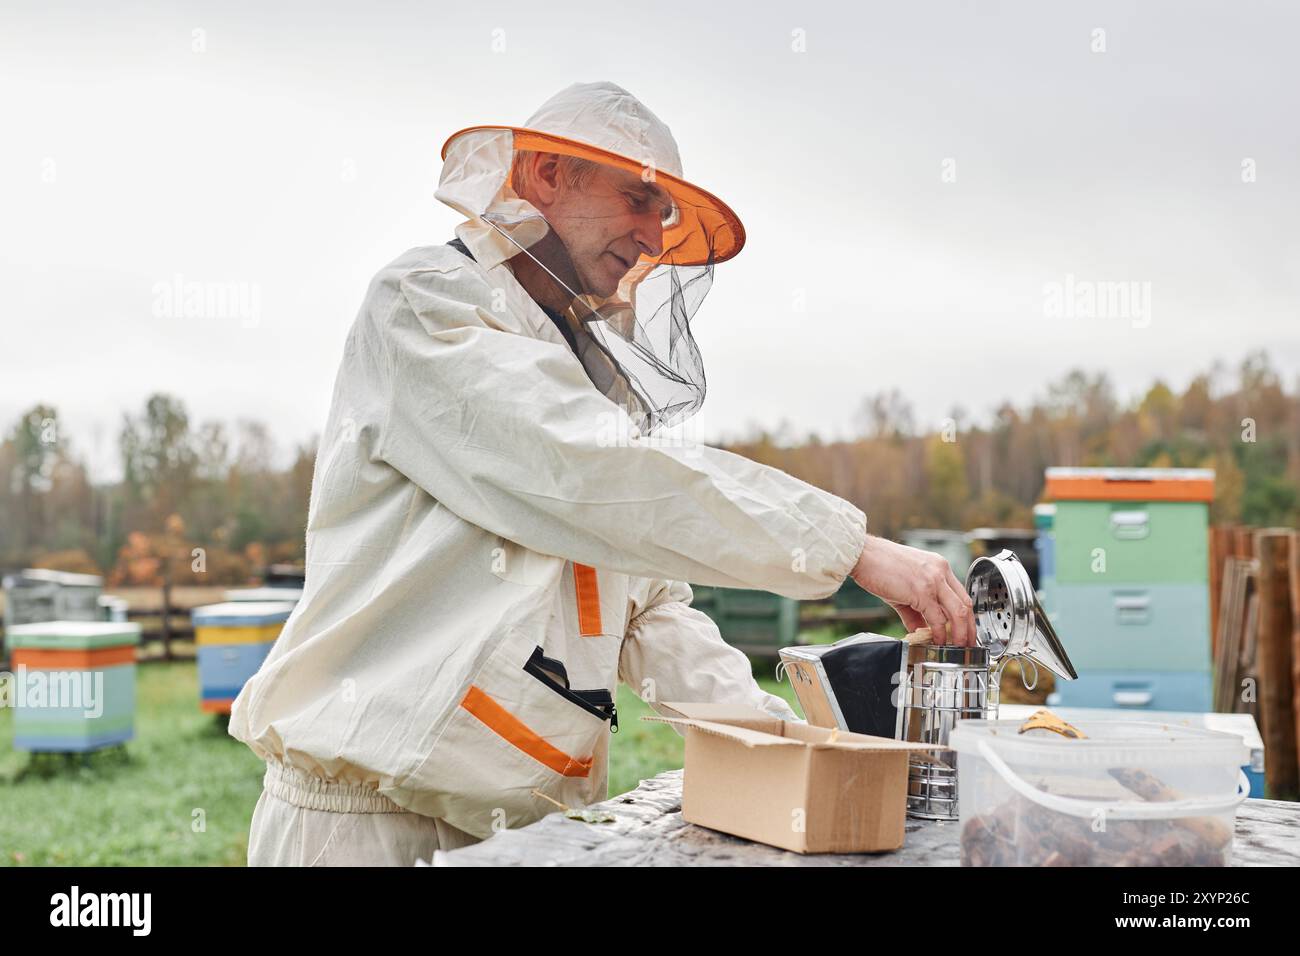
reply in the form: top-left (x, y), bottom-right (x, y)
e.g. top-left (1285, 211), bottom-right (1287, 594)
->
top-left (899, 643), bottom-right (999, 819)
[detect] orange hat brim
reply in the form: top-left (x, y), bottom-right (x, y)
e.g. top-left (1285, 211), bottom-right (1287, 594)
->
top-left (441, 125), bottom-right (745, 267)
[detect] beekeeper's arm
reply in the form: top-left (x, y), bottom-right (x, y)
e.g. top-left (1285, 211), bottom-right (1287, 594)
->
top-left (618, 577), bottom-right (801, 734)
top-left (378, 266), bottom-right (867, 601)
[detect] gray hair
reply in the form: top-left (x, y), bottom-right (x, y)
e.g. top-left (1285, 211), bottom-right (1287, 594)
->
top-left (510, 150), bottom-right (601, 199)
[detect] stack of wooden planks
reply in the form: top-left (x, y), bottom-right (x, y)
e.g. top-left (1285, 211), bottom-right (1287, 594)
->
top-left (1212, 553), bottom-right (1258, 714)
top-left (1212, 525), bottom-right (1299, 798)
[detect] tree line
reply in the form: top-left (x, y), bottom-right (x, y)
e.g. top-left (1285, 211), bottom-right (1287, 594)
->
top-left (1, 352), bottom-right (1296, 585)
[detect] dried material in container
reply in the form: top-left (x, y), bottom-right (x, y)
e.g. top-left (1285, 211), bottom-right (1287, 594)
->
top-left (959, 792), bottom-right (1230, 867)
top-left (1107, 767), bottom-right (1234, 849)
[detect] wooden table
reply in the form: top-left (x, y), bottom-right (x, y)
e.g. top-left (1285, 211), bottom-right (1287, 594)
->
top-left (432, 769), bottom-right (1300, 867)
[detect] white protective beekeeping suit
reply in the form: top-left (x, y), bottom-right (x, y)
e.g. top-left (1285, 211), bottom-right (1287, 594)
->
top-left (229, 81), bottom-right (869, 864)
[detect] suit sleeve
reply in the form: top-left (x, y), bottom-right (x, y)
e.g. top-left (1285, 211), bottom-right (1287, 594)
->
top-left (373, 265), bottom-right (868, 600)
top-left (618, 578), bottom-right (802, 737)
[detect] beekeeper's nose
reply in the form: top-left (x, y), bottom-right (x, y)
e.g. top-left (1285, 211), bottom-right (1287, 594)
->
top-left (631, 212), bottom-right (664, 259)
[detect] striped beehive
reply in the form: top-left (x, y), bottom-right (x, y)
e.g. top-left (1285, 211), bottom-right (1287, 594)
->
top-left (191, 601), bottom-right (294, 714)
top-left (6, 621), bottom-right (141, 752)
top-left (1043, 467), bottom-right (1215, 712)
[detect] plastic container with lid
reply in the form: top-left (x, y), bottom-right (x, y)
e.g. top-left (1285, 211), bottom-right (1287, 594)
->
top-left (949, 718), bottom-right (1250, 866)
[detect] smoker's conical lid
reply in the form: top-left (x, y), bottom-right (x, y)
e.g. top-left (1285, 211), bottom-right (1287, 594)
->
top-left (1027, 600), bottom-right (1078, 680)
top-left (966, 549), bottom-right (1077, 681)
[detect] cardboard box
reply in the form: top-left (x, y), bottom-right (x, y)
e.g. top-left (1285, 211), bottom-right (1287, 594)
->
top-left (645, 702), bottom-right (944, 854)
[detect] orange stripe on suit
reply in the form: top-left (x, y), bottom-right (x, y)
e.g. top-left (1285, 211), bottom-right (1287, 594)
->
top-left (572, 563), bottom-right (602, 636)
top-left (460, 685), bottom-right (593, 778)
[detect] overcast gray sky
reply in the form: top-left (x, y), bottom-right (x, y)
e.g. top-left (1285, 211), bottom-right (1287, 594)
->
top-left (3, 0), bottom-right (1298, 480)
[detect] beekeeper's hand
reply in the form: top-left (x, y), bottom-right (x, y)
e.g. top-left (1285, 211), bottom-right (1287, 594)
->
top-left (849, 535), bottom-right (976, 646)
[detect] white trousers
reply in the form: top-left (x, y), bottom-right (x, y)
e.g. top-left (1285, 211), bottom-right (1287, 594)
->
top-left (246, 760), bottom-right (480, 866)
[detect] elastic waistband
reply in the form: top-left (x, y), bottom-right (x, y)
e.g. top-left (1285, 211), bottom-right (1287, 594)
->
top-left (263, 760), bottom-right (405, 813)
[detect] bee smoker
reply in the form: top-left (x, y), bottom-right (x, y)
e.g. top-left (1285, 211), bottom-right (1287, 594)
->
top-left (901, 549), bottom-right (1077, 819)
top-left (779, 549), bottom-right (1077, 821)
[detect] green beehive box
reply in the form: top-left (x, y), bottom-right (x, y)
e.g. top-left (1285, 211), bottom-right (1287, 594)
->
top-left (1044, 468), bottom-right (1214, 586)
top-left (1051, 500), bottom-right (1210, 584)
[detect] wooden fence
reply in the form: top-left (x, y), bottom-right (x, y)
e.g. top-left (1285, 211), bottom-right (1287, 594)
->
top-left (1211, 524), bottom-right (1300, 799)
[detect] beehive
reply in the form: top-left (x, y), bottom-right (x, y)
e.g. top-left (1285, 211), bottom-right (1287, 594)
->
top-left (6, 621), bottom-right (141, 752)
top-left (1043, 467), bottom-right (1215, 711)
top-left (191, 601), bottom-right (294, 714)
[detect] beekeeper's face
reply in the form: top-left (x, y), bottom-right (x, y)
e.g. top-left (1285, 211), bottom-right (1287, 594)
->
top-left (519, 153), bottom-right (673, 298)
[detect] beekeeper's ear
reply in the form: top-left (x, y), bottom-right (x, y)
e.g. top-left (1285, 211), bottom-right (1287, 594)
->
top-left (526, 152), bottom-right (565, 205)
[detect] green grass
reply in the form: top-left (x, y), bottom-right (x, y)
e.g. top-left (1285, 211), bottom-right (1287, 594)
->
top-left (0, 661), bottom-right (264, 866)
top-left (606, 663), bottom-right (802, 799)
top-left (1, 629), bottom-right (870, 865)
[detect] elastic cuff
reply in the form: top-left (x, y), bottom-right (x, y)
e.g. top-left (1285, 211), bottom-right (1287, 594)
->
top-left (820, 500), bottom-right (868, 597)
top-left (263, 760), bottom-right (406, 813)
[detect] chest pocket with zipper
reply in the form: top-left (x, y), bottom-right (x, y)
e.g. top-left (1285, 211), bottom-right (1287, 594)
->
top-left (523, 646), bottom-right (618, 732)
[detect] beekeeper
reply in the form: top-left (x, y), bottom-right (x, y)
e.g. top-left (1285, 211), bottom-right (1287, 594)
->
top-left (229, 81), bottom-right (975, 866)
